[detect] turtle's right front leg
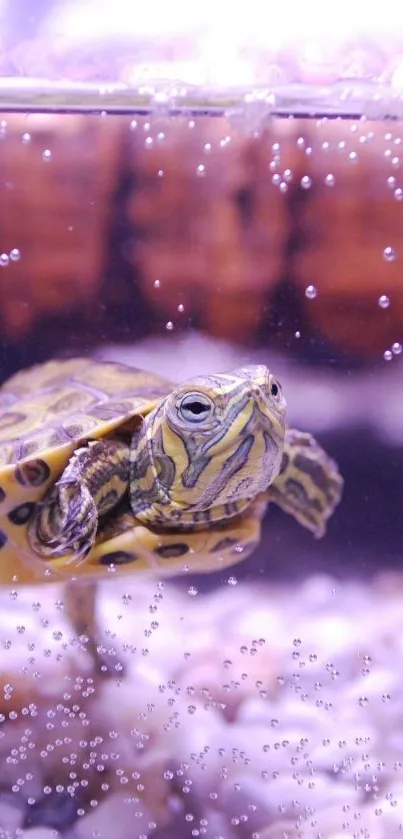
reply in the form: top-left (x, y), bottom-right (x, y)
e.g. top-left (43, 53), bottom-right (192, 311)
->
top-left (28, 438), bottom-right (130, 558)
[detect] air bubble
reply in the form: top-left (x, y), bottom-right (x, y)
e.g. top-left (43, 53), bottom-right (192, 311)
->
top-left (145, 137), bottom-right (154, 147)
top-left (387, 176), bottom-right (397, 188)
top-left (283, 169), bottom-right (293, 182)
top-left (204, 143), bottom-right (212, 153)
top-left (349, 151), bottom-right (358, 162)
top-left (295, 330), bottom-right (301, 338)
top-left (227, 577), bottom-right (238, 586)
top-left (178, 304), bottom-right (185, 313)
top-left (279, 181), bottom-right (288, 193)
top-left (384, 350), bottom-right (393, 361)
top-left (300, 175), bottom-right (312, 189)
top-left (392, 342), bottom-right (402, 355)
top-left (188, 586), bottom-right (198, 596)
top-left (165, 321), bottom-right (174, 331)
top-left (392, 156), bottom-right (400, 167)
top-left (157, 170), bottom-right (164, 177)
top-left (157, 132), bottom-right (165, 141)
top-left (297, 136), bottom-right (305, 148)
top-left (0, 253), bottom-right (9, 267)
top-left (395, 188), bottom-right (403, 201)
top-left (9, 248), bottom-right (20, 262)
top-left (22, 132), bottom-right (31, 144)
top-left (384, 246), bottom-right (397, 263)
top-left (196, 164), bottom-right (206, 177)
top-left (325, 173), bottom-right (335, 187)
top-left (130, 120), bottom-right (138, 131)
top-left (272, 174), bottom-right (281, 186)
top-left (378, 295), bottom-right (390, 309)
top-left (42, 149), bottom-right (52, 161)
top-left (153, 279), bottom-right (161, 288)
top-left (305, 285), bottom-right (317, 300)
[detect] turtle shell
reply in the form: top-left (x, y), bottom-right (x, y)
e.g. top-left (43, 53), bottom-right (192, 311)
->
top-left (0, 357), bottom-right (265, 584)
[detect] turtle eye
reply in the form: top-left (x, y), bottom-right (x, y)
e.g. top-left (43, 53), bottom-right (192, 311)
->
top-left (179, 393), bottom-right (214, 423)
top-left (270, 379), bottom-right (281, 400)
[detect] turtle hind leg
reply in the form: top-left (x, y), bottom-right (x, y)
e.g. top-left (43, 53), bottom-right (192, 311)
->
top-left (266, 429), bottom-right (343, 538)
top-left (64, 579), bottom-right (125, 678)
top-left (29, 438), bottom-right (130, 558)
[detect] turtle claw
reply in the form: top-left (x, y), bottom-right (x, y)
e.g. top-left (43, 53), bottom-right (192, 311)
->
top-left (29, 481), bottom-right (98, 559)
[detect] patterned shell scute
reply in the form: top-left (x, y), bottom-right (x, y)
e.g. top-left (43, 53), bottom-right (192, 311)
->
top-left (0, 358), bottom-right (173, 468)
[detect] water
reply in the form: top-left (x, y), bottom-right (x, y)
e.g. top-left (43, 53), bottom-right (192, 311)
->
top-left (0, 108), bottom-right (402, 838)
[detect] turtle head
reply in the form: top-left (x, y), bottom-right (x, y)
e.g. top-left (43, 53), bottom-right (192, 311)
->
top-left (130, 365), bottom-right (287, 527)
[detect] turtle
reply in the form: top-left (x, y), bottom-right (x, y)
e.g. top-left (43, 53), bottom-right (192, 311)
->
top-left (0, 357), bottom-right (343, 670)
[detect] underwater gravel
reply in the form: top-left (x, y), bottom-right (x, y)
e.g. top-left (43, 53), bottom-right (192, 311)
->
top-left (1, 573), bottom-right (403, 836)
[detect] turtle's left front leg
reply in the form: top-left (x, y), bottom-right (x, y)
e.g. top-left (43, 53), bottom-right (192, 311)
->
top-left (266, 429), bottom-right (343, 538)
top-left (29, 438), bottom-right (130, 558)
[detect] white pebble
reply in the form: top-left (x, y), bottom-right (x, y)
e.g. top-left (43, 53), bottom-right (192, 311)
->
top-left (0, 801), bottom-right (24, 831)
top-left (259, 822), bottom-right (300, 838)
top-left (74, 793), bottom-right (154, 839)
top-left (221, 773), bottom-right (360, 834)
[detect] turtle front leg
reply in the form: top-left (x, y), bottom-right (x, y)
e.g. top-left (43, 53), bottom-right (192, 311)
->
top-left (29, 439), bottom-right (130, 557)
top-left (266, 429), bottom-right (343, 538)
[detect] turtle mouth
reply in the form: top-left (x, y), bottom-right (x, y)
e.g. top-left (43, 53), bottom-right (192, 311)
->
top-left (247, 389), bottom-right (285, 441)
